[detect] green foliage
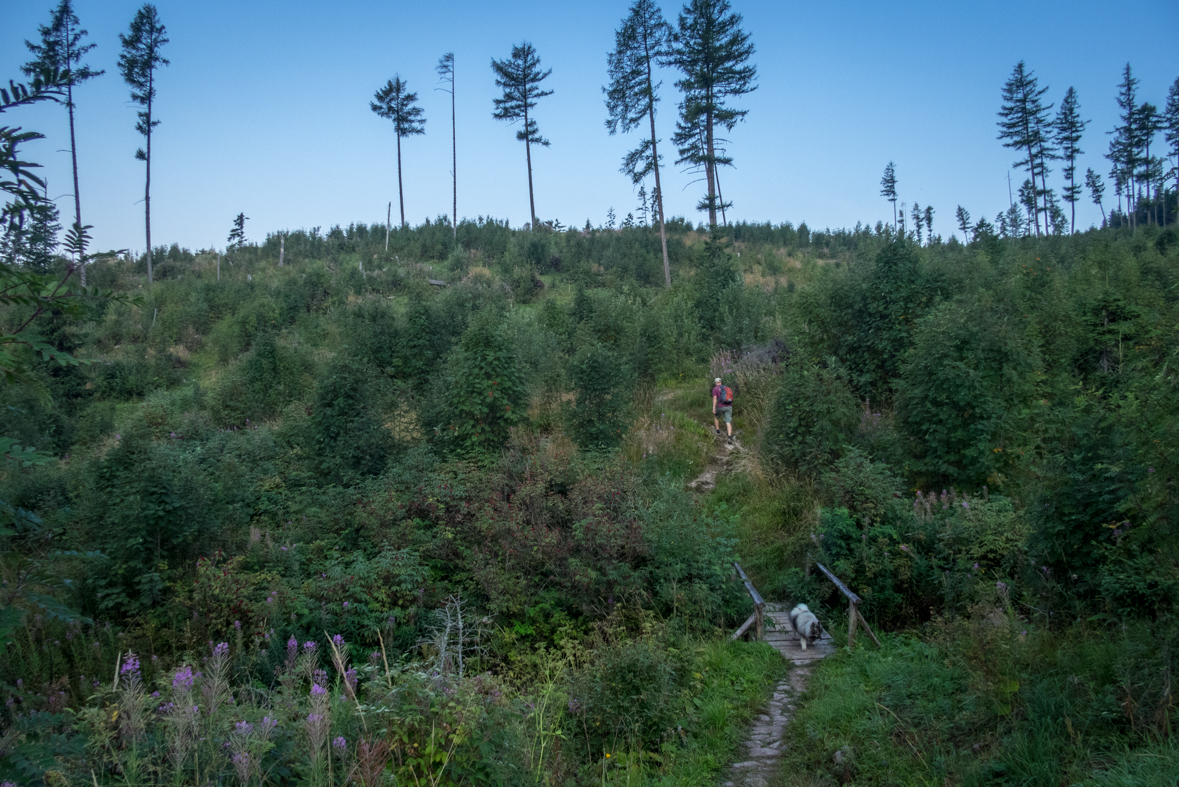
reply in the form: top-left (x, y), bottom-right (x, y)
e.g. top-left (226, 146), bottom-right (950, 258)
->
top-left (432, 313), bottom-right (527, 456)
top-left (72, 426), bottom-right (213, 615)
top-left (308, 354), bottom-right (393, 482)
top-left (694, 236), bottom-right (741, 336)
top-left (762, 362), bottom-right (858, 479)
top-left (565, 341), bottom-right (632, 450)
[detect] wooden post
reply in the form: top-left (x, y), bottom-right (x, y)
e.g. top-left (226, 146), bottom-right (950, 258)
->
top-left (755, 604), bottom-right (764, 641)
top-left (279, 235), bottom-right (285, 267)
top-left (848, 599), bottom-right (857, 648)
top-left (854, 606), bottom-right (882, 647)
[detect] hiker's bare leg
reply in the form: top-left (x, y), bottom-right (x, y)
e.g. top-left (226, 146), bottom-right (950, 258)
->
top-left (727, 421), bottom-right (732, 437)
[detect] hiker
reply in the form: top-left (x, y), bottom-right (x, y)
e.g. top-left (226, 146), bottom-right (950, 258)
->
top-left (712, 377), bottom-right (734, 442)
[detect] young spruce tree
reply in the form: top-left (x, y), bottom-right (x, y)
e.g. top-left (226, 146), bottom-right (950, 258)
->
top-left (22, 0), bottom-right (103, 285)
top-left (605, 0), bottom-right (673, 286)
top-left (371, 77), bottom-right (426, 230)
top-left (1053, 87), bottom-right (1087, 234)
top-left (880, 162), bottom-right (898, 230)
top-left (666, 0), bottom-right (757, 230)
top-left (1085, 168), bottom-right (1106, 225)
top-left (118, 3), bottom-right (169, 286)
top-left (491, 42), bottom-right (553, 230)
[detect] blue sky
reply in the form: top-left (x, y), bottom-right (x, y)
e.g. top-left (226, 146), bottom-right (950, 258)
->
top-left (3, 0), bottom-right (1177, 254)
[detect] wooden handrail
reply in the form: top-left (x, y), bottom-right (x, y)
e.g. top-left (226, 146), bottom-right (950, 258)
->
top-left (733, 562), bottom-right (765, 608)
top-left (814, 562), bottom-right (861, 605)
top-left (813, 560), bottom-right (880, 649)
top-left (732, 562), bottom-right (765, 642)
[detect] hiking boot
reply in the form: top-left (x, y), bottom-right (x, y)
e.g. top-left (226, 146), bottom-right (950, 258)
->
top-left (715, 428), bottom-right (722, 436)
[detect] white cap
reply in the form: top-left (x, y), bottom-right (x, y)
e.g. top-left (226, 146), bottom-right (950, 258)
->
top-left (714, 377), bottom-right (722, 383)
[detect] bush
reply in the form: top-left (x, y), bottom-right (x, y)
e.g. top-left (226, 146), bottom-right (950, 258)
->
top-left (566, 636), bottom-right (683, 754)
top-left (308, 355), bottom-right (394, 482)
top-left (896, 296), bottom-right (1040, 487)
top-left (429, 313), bottom-right (527, 456)
top-left (565, 342), bottom-right (632, 451)
top-left (762, 361), bottom-right (859, 478)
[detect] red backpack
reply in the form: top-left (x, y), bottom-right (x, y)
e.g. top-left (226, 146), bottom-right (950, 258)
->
top-left (718, 385), bottom-right (734, 405)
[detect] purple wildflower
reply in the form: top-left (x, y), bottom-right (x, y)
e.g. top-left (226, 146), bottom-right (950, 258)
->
top-left (234, 620), bottom-right (241, 630)
top-left (121, 652), bottom-right (141, 678)
top-left (172, 666), bottom-right (194, 691)
top-left (332, 634), bottom-right (345, 648)
top-left (303, 641), bottom-right (317, 653)
top-left (212, 642), bottom-right (229, 658)
top-left (235, 720), bottom-right (254, 735)
top-left (311, 683), bottom-right (328, 697)
top-left (342, 601), bottom-right (349, 609)
top-left (332, 736), bottom-right (347, 751)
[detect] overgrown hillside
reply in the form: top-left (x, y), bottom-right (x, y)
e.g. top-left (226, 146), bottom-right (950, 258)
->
top-left (2, 218), bottom-right (1178, 785)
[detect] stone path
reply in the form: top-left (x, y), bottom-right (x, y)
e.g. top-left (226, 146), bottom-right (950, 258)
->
top-left (687, 434), bottom-right (739, 493)
top-left (722, 603), bottom-right (837, 787)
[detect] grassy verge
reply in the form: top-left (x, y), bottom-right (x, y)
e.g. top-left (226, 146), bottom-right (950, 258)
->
top-left (768, 620), bottom-right (1179, 787)
top-left (591, 638), bottom-right (788, 785)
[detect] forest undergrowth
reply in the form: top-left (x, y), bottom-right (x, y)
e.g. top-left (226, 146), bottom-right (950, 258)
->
top-left (2, 217), bottom-right (1178, 785)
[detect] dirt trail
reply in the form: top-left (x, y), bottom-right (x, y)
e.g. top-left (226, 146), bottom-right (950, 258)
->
top-left (686, 437), bottom-right (737, 492)
top-left (722, 604), bottom-right (838, 787)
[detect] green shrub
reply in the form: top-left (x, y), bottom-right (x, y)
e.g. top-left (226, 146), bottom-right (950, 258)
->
top-left (565, 342), bottom-right (632, 451)
top-left (566, 637), bottom-right (683, 754)
top-left (762, 361), bottom-right (858, 478)
top-left (429, 313), bottom-right (527, 456)
top-left (308, 354), bottom-right (394, 482)
top-left (209, 331), bottom-right (311, 425)
top-left (896, 296), bottom-right (1041, 487)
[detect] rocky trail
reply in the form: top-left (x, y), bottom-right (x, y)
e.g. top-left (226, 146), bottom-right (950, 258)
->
top-left (686, 430), bottom-right (839, 786)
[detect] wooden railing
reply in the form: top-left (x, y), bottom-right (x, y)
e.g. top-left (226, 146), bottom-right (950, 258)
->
top-left (814, 561), bottom-right (881, 649)
top-left (730, 562), bottom-right (765, 642)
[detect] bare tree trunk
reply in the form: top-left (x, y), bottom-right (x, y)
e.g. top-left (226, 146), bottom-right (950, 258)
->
top-left (716, 165), bottom-right (728, 226)
top-left (451, 65), bottom-right (457, 242)
top-left (216, 253), bottom-right (220, 281)
top-left (704, 98), bottom-right (717, 229)
top-left (385, 201), bottom-right (391, 251)
top-left (642, 36), bottom-right (670, 287)
top-left (524, 103), bottom-right (536, 229)
top-left (278, 235), bottom-right (284, 267)
top-left (396, 134), bottom-right (405, 229)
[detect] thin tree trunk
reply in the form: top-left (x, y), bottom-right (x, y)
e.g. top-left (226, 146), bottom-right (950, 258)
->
top-left (397, 133), bottom-right (405, 228)
top-left (279, 235), bottom-right (284, 267)
top-left (524, 102), bottom-right (536, 229)
top-left (642, 33), bottom-right (670, 287)
top-left (716, 165), bottom-right (728, 226)
top-left (1026, 138), bottom-right (1040, 236)
top-left (451, 66), bottom-right (457, 242)
top-left (145, 88), bottom-right (153, 285)
top-left (705, 96), bottom-right (717, 229)
top-left (385, 201), bottom-right (391, 250)
top-left (216, 253), bottom-right (220, 281)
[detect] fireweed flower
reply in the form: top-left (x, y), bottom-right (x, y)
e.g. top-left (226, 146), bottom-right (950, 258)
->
top-left (303, 641), bottom-right (317, 653)
top-left (120, 652), bottom-right (141, 678)
top-left (235, 720), bottom-right (254, 735)
top-left (212, 642), bottom-right (229, 658)
top-left (311, 683), bottom-right (328, 697)
top-left (333, 736), bottom-right (347, 751)
top-left (332, 634), bottom-right (345, 648)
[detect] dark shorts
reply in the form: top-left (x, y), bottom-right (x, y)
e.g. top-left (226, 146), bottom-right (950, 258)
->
top-left (715, 405), bottom-right (732, 423)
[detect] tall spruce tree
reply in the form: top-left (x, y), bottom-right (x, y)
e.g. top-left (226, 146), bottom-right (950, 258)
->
top-left (1134, 102), bottom-right (1162, 226)
top-left (605, 0), bottom-right (673, 286)
top-left (997, 61), bottom-right (1054, 237)
top-left (371, 77), bottom-right (425, 230)
top-left (1107, 64), bottom-right (1139, 229)
top-left (436, 53), bottom-right (457, 240)
top-left (491, 42), bottom-right (553, 230)
top-left (117, 3), bottom-right (168, 286)
top-left (1164, 77), bottom-right (1179, 226)
top-left (923, 205), bottom-right (934, 242)
top-left (1085, 167), bottom-right (1106, 225)
top-left (880, 162), bottom-right (898, 229)
top-left (911, 202), bottom-right (923, 245)
top-left (665, 0), bottom-right (756, 230)
top-left (955, 205), bottom-right (971, 242)
top-left (22, 0), bottom-right (103, 286)
top-left (1053, 87), bottom-right (1087, 233)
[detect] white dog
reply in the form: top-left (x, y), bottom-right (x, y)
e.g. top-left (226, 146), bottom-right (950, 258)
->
top-left (790, 603), bottom-right (822, 650)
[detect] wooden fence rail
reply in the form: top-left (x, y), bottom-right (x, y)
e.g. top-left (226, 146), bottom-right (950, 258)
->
top-left (814, 561), bottom-right (881, 649)
top-left (731, 562), bottom-right (765, 642)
